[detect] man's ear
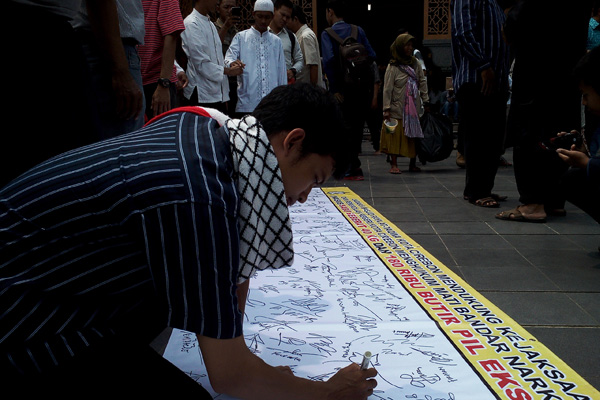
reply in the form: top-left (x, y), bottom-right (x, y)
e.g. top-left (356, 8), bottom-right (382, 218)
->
top-left (282, 128), bottom-right (306, 155)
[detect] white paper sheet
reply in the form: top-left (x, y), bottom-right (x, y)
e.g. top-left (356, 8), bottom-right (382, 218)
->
top-left (163, 189), bottom-right (495, 399)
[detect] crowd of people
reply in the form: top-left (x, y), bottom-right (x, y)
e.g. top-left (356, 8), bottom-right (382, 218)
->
top-left (1, 0), bottom-right (599, 397)
top-left (449, 0), bottom-right (599, 231)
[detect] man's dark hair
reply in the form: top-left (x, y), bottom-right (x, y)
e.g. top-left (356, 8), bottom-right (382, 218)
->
top-left (572, 46), bottom-right (600, 94)
top-left (252, 83), bottom-right (350, 179)
top-left (326, 0), bottom-right (346, 18)
top-left (291, 4), bottom-right (307, 24)
top-left (274, 0), bottom-right (293, 10)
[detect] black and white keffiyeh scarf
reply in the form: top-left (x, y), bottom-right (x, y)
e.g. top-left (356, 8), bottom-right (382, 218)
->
top-left (225, 115), bottom-right (294, 283)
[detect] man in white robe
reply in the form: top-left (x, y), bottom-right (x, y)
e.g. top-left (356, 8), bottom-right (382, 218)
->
top-left (225, 0), bottom-right (287, 115)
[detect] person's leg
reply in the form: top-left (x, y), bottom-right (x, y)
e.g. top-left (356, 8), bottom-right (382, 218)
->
top-left (408, 157), bottom-right (420, 172)
top-left (198, 102), bottom-right (228, 114)
top-left (341, 97), bottom-right (366, 178)
top-left (79, 37), bottom-right (145, 140)
top-left (458, 84), bottom-right (504, 202)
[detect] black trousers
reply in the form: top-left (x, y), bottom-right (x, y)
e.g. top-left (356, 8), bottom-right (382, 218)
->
top-left (341, 93), bottom-right (370, 172)
top-left (5, 333), bottom-right (213, 399)
top-left (559, 167), bottom-right (600, 223)
top-left (181, 87), bottom-right (228, 115)
top-left (456, 84), bottom-right (508, 199)
top-left (508, 100), bottom-right (570, 207)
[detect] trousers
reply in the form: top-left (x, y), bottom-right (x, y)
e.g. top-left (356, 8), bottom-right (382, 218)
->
top-left (456, 83), bottom-right (508, 199)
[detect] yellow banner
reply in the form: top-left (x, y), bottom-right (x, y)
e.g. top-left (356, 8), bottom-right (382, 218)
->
top-left (323, 187), bottom-right (599, 400)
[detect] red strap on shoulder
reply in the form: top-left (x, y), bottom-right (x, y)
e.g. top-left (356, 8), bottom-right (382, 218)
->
top-left (144, 106), bottom-right (212, 127)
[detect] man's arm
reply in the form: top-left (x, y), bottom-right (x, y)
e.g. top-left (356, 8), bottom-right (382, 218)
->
top-left (197, 334), bottom-right (377, 400)
top-left (276, 41), bottom-right (288, 86)
top-left (300, 34), bottom-right (320, 86)
top-left (236, 278), bottom-right (250, 316)
top-left (224, 33), bottom-right (241, 67)
top-left (309, 64), bottom-right (319, 85)
top-left (181, 20), bottom-right (224, 83)
top-left (290, 32), bottom-right (304, 74)
top-left (152, 33), bottom-right (178, 116)
top-left (86, 0), bottom-right (143, 121)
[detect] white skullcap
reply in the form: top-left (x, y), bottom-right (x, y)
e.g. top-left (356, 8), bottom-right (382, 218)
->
top-left (254, 0), bottom-right (274, 13)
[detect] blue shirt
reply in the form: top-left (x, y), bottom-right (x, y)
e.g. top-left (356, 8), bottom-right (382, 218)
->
top-left (320, 20), bottom-right (377, 94)
top-left (0, 110), bottom-right (243, 374)
top-left (588, 17), bottom-right (600, 51)
top-left (450, 0), bottom-right (510, 94)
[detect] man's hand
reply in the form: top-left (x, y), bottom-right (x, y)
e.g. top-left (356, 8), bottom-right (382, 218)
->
top-left (226, 64), bottom-right (244, 76)
top-left (176, 71), bottom-right (189, 90)
top-left (112, 69), bottom-right (143, 121)
top-left (197, 334), bottom-right (378, 400)
top-left (557, 146), bottom-right (590, 169)
top-left (287, 69), bottom-right (296, 81)
top-left (223, 15), bottom-right (240, 30)
top-left (152, 86), bottom-right (171, 116)
top-left (325, 363), bottom-right (378, 400)
top-left (480, 67), bottom-right (497, 96)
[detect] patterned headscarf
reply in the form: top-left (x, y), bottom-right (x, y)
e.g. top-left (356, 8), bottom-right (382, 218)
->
top-left (226, 115), bottom-right (294, 283)
top-left (390, 33), bottom-right (417, 66)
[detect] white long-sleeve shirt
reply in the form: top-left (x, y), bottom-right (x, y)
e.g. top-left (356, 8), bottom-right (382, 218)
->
top-left (181, 9), bottom-right (229, 103)
top-left (269, 26), bottom-right (303, 74)
top-left (225, 26), bottom-right (287, 113)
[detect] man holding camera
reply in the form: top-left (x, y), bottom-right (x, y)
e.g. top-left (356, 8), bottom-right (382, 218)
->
top-left (214, 0), bottom-right (241, 110)
top-left (556, 47), bottom-right (600, 227)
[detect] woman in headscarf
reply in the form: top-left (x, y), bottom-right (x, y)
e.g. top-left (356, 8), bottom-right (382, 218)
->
top-left (380, 33), bottom-right (429, 173)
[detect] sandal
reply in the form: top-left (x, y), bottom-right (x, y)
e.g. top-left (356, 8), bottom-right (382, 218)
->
top-left (389, 167), bottom-right (402, 174)
top-left (464, 193), bottom-right (507, 202)
top-left (498, 156), bottom-right (512, 167)
top-left (468, 196), bottom-right (499, 208)
top-left (408, 166), bottom-right (421, 172)
top-left (495, 207), bottom-right (546, 223)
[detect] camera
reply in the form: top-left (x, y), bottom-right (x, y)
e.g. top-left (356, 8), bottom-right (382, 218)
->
top-left (539, 132), bottom-right (582, 151)
top-left (231, 6), bottom-right (241, 17)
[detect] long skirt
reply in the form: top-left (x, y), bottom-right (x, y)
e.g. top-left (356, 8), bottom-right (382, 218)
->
top-left (379, 119), bottom-right (417, 158)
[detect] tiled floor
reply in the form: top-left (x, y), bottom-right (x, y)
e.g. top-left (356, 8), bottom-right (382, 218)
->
top-left (323, 142), bottom-right (600, 390)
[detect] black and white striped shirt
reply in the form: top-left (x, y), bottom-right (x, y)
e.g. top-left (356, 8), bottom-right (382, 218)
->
top-left (0, 110), bottom-right (243, 374)
top-left (451, 0), bottom-right (510, 94)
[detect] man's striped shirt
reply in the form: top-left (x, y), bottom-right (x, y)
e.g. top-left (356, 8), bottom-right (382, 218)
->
top-left (451, 0), bottom-right (510, 94)
top-left (1, 111), bottom-right (243, 374)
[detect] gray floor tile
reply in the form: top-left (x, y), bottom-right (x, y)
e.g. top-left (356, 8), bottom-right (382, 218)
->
top-left (460, 265), bottom-right (559, 291)
top-left (390, 220), bottom-right (435, 235)
top-left (525, 327), bottom-right (600, 390)
top-left (536, 262), bottom-right (600, 292)
top-left (431, 221), bottom-right (498, 235)
top-left (450, 247), bottom-right (531, 268)
top-left (439, 234), bottom-right (513, 249)
top-left (482, 292), bottom-right (598, 326)
top-left (568, 293), bottom-right (600, 323)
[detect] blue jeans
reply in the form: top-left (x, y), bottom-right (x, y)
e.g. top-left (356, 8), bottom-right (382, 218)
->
top-left (80, 34), bottom-right (146, 140)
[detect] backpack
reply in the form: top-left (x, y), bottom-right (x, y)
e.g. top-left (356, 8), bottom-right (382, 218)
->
top-left (325, 25), bottom-right (371, 91)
